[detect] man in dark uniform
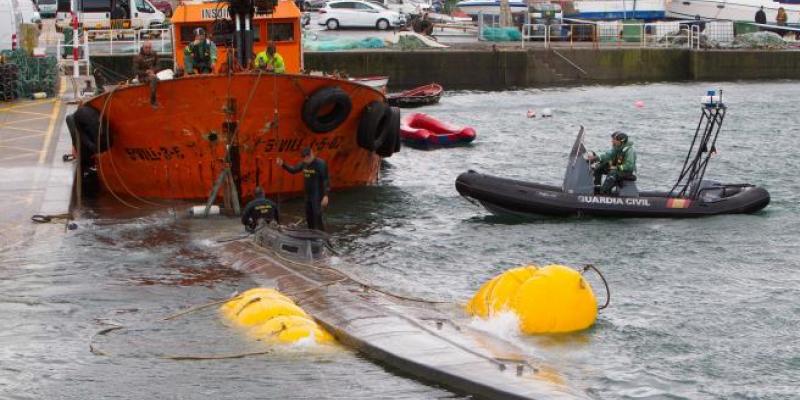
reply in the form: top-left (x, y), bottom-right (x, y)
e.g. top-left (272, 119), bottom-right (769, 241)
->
top-left (276, 147), bottom-right (330, 231)
top-left (184, 28), bottom-right (213, 74)
top-left (588, 131), bottom-right (636, 195)
top-left (755, 6), bottom-right (767, 24)
top-left (241, 187), bottom-right (280, 233)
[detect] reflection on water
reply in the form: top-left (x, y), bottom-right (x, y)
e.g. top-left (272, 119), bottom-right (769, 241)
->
top-left (2, 81), bottom-right (799, 399)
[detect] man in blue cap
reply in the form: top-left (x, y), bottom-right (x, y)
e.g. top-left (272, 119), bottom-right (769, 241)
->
top-left (588, 131), bottom-right (636, 195)
top-left (276, 147), bottom-right (330, 231)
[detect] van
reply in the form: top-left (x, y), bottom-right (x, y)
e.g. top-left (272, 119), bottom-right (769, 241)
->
top-left (56, 0), bottom-right (165, 31)
top-left (38, 0), bottom-right (58, 18)
top-left (0, 0), bottom-right (23, 51)
top-left (19, 0), bottom-right (42, 30)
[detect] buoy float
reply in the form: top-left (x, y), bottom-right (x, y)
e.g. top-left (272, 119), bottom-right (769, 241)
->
top-left (221, 287), bottom-right (334, 344)
top-left (467, 264), bottom-right (598, 334)
top-left (634, 100), bottom-right (645, 108)
top-left (526, 109), bottom-right (536, 118)
top-left (541, 108), bottom-right (553, 118)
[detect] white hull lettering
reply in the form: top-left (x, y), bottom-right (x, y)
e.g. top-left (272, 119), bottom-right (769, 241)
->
top-left (577, 196), bottom-right (651, 207)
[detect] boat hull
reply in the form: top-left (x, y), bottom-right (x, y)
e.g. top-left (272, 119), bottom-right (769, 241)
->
top-left (569, 0), bottom-right (665, 20)
top-left (667, 0), bottom-right (800, 22)
top-left (82, 73), bottom-right (386, 201)
top-left (456, 171), bottom-right (770, 218)
top-left (400, 112), bottom-right (476, 148)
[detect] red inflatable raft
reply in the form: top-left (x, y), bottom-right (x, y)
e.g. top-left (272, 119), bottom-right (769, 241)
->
top-left (400, 112), bottom-right (477, 148)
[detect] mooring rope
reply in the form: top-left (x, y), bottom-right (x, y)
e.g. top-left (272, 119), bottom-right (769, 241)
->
top-left (582, 264), bottom-right (610, 310)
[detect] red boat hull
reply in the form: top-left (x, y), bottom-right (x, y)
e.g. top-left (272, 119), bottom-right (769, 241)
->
top-left (400, 112), bottom-right (476, 148)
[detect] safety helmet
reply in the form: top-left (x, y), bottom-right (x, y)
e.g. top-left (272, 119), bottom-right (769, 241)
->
top-left (611, 131), bottom-right (628, 143)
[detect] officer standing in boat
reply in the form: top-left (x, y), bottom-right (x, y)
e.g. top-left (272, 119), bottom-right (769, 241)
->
top-left (241, 187), bottom-right (280, 233)
top-left (588, 131), bottom-right (636, 195)
top-left (184, 28), bottom-right (214, 74)
top-left (276, 147), bottom-right (330, 231)
top-left (254, 42), bottom-right (285, 73)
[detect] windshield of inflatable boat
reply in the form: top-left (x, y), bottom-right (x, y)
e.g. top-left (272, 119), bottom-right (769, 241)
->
top-left (562, 127), bottom-right (594, 195)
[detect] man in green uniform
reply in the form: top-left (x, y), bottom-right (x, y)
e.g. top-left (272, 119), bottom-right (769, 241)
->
top-left (588, 131), bottom-right (636, 195)
top-left (276, 147), bottom-right (330, 231)
top-left (241, 187), bottom-right (280, 233)
top-left (254, 42), bottom-right (285, 73)
top-left (184, 28), bottom-right (214, 74)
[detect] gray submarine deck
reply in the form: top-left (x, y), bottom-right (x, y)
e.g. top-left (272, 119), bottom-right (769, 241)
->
top-left (222, 232), bottom-right (587, 400)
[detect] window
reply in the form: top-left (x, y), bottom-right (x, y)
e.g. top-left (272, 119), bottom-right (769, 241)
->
top-left (80, 0), bottom-right (112, 13)
top-left (354, 2), bottom-right (373, 9)
top-left (267, 22), bottom-right (294, 42)
top-left (329, 2), bottom-right (355, 8)
top-left (179, 24), bottom-right (207, 44)
top-left (135, 0), bottom-right (154, 13)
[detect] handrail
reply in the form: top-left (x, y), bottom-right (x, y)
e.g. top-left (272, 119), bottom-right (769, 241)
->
top-left (551, 48), bottom-right (588, 76)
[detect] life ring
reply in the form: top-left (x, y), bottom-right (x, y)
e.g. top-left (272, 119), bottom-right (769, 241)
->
top-left (302, 87), bottom-right (352, 133)
top-left (357, 101), bottom-right (390, 151)
top-left (376, 106), bottom-right (401, 157)
top-left (66, 106), bottom-right (112, 160)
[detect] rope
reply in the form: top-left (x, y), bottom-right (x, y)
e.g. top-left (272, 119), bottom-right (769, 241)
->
top-left (30, 213), bottom-right (70, 223)
top-left (95, 88), bottom-right (141, 209)
top-left (582, 264), bottom-right (610, 310)
top-left (160, 350), bottom-right (272, 361)
top-left (162, 294), bottom-right (243, 321)
top-left (255, 241), bottom-right (450, 305)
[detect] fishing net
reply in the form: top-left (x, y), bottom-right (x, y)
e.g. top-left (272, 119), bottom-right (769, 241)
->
top-left (0, 63), bottom-right (19, 102)
top-left (482, 27), bottom-right (522, 42)
top-left (0, 49), bottom-right (58, 99)
top-left (304, 37), bottom-right (386, 51)
top-left (730, 31), bottom-right (788, 49)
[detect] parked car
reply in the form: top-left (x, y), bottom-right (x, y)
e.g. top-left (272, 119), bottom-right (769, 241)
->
top-left (149, 0), bottom-right (172, 17)
top-left (37, 0), bottom-right (57, 18)
top-left (302, 0), bottom-right (327, 11)
top-left (319, 0), bottom-right (405, 30)
top-left (0, 0), bottom-right (23, 51)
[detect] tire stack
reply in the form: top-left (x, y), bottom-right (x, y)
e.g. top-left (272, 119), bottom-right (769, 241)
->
top-left (0, 63), bottom-right (19, 102)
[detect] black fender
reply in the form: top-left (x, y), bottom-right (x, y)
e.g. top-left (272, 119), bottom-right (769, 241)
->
top-left (376, 106), bottom-right (400, 158)
top-left (357, 101), bottom-right (390, 151)
top-left (302, 87), bottom-right (352, 133)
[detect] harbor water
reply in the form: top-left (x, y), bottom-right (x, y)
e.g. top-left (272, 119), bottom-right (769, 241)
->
top-left (1, 81), bottom-right (798, 399)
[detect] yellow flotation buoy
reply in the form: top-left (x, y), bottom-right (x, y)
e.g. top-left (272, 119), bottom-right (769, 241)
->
top-left (467, 264), bottom-right (599, 334)
top-left (221, 287), bottom-right (334, 345)
top-left (466, 265), bottom-right (538, 317)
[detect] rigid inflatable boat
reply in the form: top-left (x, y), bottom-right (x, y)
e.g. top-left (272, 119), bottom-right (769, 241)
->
top-left (221, 225), bottom-right (588, 399)
top-left (400, 112), bottom-right (476, 148)
top-left (456, 92), bottom-right (770, 218)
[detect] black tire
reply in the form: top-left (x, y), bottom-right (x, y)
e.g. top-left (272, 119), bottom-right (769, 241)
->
top-left (326, 19), bottom-right (339, 30)
top-left (376, 19), bottom-right (390, 30)
top-left (357, 101), bottom-right (390, 151)
top-left (376, 106), bottom-right (400, 157)
top-left (302, 87), bottom-right (352, 133)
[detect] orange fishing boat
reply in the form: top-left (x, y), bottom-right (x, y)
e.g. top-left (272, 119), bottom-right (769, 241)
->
top-left (67, 0), bottom-right (400, 204)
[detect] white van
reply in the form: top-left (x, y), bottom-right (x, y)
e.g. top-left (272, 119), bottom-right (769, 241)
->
top-left (19, 0), bottom-right (42, 29)
top-left (0, 0), bottom-right (23, 51)
top-left (56, 0), bottom-right (165, 31)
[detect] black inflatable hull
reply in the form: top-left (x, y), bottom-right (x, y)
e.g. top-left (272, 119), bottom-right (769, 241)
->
top-left (455, 171), bottom-right (770, 218)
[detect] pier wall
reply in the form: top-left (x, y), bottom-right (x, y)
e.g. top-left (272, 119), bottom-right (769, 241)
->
top-left (93, 49), bottom-right (800, 89)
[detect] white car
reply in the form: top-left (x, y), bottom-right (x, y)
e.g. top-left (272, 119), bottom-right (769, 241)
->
top-left (319, 0), bottom-right (405, 30)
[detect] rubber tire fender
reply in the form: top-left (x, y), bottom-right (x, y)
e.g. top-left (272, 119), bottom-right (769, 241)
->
top-left (357, 101), bottom-right (390, 151)
top-left (376, 106), bottom-right (400, 157)
top-left (302, 87), bottom-right (352, 133)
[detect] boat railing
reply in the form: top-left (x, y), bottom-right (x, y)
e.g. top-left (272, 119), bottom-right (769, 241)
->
top-left (520, 22), bottom-right (708, 50)
top-left (70, 27), bottom-right (173, 56)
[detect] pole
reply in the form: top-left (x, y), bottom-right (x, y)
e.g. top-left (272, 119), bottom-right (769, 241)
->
top-left (71, 11), bottom-right (79, 78)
